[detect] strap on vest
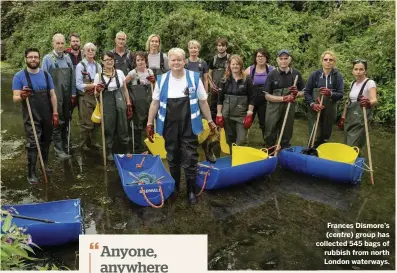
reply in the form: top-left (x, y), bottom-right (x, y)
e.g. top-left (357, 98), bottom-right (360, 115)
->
top-left (159, 52), bottom-right (164, 70)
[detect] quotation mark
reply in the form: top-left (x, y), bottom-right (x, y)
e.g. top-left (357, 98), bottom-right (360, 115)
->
top-left (90, 242), bottom-right (99, 250)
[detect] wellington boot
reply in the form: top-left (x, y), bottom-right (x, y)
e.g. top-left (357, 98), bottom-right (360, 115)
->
top-left (185, 174), bottom-right (197, 205)
top-left (27, 149), bottom-right (39, 185)
top-left (41, 146), bottom-right (52, 174)
top-left (170, 168), bottom-right (181, 196)
top-left (54, 140), bottom-right (71, 160)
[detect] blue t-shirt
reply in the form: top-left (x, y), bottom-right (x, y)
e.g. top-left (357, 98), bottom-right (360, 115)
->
top-left (12, 70), bottom-right (55, 92)
top-left (185, 59), bottom-right (209, 79)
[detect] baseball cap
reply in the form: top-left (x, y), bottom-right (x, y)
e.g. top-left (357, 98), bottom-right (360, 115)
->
top-left (277, 49), bottom-right (290, 57)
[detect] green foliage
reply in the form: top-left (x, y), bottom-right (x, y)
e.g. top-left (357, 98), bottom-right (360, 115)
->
top-left (1, 210), bottom-right (69, 271)
top-left (2, 1), bottom-right (395, 125)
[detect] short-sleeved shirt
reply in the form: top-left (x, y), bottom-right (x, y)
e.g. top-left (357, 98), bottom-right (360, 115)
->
top-left (152, 71), bottom-right (207, 100)
top-left (148, 52), bottom-right (169, 71)
top-left (127, 68), bottom-right (154, 85)
top-left (94, 70), bottom-right (125, 92)
top-left (185, 59), bottom-right (209, 79)
top-left (264, 68), bottom-right (305, 95)
top-left (12, 69), bottom-right (54, 92)
top-left (349, 79), bottom-right (376, 102)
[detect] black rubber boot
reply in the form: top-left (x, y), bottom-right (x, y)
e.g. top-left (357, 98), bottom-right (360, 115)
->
top-left (185, 173), bottom-right (197, 205)
top-left (41, 145), bottom-right (52, 174)
top-left (106, 147), bottom-right (114, 161)
top-left (27, 149), bottom-right (39, 185)
top-left (169, 167), bottom-right (181, 195)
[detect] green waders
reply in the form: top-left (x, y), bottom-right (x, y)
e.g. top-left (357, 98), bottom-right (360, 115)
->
top-left (210, 68), bottom-right (225, 121)
top-left (222, 94), bottom-right (248, 150)
top-left (130, 84), bottom-right (152, 152)
top-left (49, 65), bottom-right (72, 159)
top-left (103, 88), bottom-right (129, 160)
top-left (344, 102), bottom-right (371, 151)
top-left (264, 88), bottom-right (295, 150)
top-left (307, 88), bottom-right (337, 147)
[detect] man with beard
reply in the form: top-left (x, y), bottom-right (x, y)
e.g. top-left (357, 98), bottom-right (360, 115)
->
top-left (12, 48), bottom-right (59, 184)
top-left (65, 33), bottom-right (82, 68)
top-left (42, 33), bottom-right (75, 160)
top-left (208, 38), bottom-right (230, 121)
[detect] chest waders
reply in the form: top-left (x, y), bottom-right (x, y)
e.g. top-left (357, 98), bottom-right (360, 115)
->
top-left (264, 88), bottom-right (295, 149)
top-left (210, 56), bottom-right (228, 121)
top-left (130, 77), bottom-right (152, 151)
top-left (101, 73), bottom-right (129, 158)
top-left (150, 52), bottom-right (168, 79)
top-left (49, 57), bottom-right (73, 158)
top-left (307, 87), bottom-right (337, 147)
top-left (77, 62), bottom-right (100, 149)
top-left (222, 94), bottom-right (248, 148)
top-left (23, 69), bottom-right (53, 184)
top-left (344, 79), bottom-right (371, 151)
top-left (252, 83), bottom-right (267, 138)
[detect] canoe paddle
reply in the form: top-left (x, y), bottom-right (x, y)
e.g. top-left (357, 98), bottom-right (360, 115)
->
top-left (1, 212), bottom-right (56, 223)
top-left (362, 107), bottom-right (374, 185)
top-left (274, 75), bottom-right (299, 156)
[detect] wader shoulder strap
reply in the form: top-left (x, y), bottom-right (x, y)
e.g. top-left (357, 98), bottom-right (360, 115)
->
top-left (160, 52), bottom-right (164, 70)
top-left (101, 73), bottom-right (113, 90)
top-left (115, 71), bottom-right (121, 88)
top-left (23, 68), bottom-right (34, 90)
top-left (50, 54), bottom-right (59, 69)
top-left (79, 61), bottom-right (92, 82)
top-left (251, 65), bottom-right (256, 82)
top-left (354, 79), bottom-right (370, 100)
top-left (43, 71), bottom-right (53, 113)
top-left (127, 50), bottom-right (134, 69)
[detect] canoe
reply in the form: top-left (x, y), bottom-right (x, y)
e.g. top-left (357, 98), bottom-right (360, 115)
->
top-left (114, 154), bottom-right (175, 207)
top-left (278, 146), bottom-right (364, 184)
top-left (1, 199), bottom-right (83, 246)
top-left (196, 156), bottom-right (278, 190)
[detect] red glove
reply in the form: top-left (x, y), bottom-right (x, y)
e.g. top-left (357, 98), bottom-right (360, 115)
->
top-left (243, 114), bottom-right (253, 129)
top-left (282, 95), bottom-right (296, 103)
top-left (337, 117), bottom-right (345, 130)
top-left (71, 95), bottom-right (78, 108)
top-left (311, 103), bottom-right (325, 112)
top-left (52, 113), bottom-right (59, 128)
top-left (208, 121), bottom-right (217, 133)
top-left (359, 95), bottom-right (371, 108)
top-left (20, 86), bottom-right (32, 100)
top-left (146, 75), bottom-right (156, 84)
top-left (216, 115), bottom-right (224, 128)
top-left (146, 124), bottom-right (154, 143)
top-left (127, 103), bottom-right (133, 120)
top-left (288, 86), bottom-right (298, 97)
top-left (95, 84), bottom-right (105, 93)
top-left (319, 87), bottom-right (331, 96)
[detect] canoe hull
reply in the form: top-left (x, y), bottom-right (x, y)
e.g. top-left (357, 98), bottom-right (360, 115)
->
top-left (196, 156), bottom-right (278, 190)
top-left (1, 199), bottom-right (83, 246)
top-left (279, 146), bottom-right (364, 184)
top-left (114, 154), bottom-right (174, 207)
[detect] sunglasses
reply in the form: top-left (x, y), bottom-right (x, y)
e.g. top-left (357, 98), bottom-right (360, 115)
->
top-left (353, 59), bottom-right (367, 64)
top-left (323, 58), bottom-right (334, 62)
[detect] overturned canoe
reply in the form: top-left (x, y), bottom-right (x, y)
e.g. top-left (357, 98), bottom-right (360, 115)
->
top-left (278, 146), bottom-right (365, 184)
top-left (1, 199), bottom-right (83, 246)
top-left (196, 156), bottom-right (278, 190)
top-left (114, 154), bottom-right (175, 207)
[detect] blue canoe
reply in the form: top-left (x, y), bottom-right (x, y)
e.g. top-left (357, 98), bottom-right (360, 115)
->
top-left (114, 154), bottom-right (175, 207)
top-left (196, 156), bottom-right (278, 190)
top-left (1, 199), bottom-right (83, 246)
top-left (278, 146), bottom-right (364, 184)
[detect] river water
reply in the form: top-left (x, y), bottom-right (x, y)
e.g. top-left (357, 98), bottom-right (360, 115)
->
top-left (1, 70), bottom-right (395, 270)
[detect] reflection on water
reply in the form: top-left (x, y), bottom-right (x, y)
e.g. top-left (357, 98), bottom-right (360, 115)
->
top-left (1, 73), bottom-right (395, 270)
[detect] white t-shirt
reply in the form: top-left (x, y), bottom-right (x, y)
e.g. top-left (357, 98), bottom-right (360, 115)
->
top-left (148, 52), bottom-right (169, 70)
top-left (94, 69), bottom-right (125, 91)
top-left (349, 79), bottom-right (376, 102)
top-left (152, 71), bottom-right (208, 100)
top-left (127, 68), bottom-right (154, 85)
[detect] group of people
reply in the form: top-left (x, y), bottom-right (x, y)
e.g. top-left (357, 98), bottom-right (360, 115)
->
top-left (12, 32), bottom-right (377, 205)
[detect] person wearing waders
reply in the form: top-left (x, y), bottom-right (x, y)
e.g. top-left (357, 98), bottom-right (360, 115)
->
top-left (65, 33), bottom-right (82, 111)
top-left (208, 37), bottom-right (229, 122)
top-left (94, 51), bottom-right (132, 161)
top-left (75, 43), bottom-right (102, 151)
top-left (341, 60), bottom-right (377, 152)
top-left (216, 55), bottom-right (255, 152)
top-left (263, 50), bottom-right (305, 154)
top-left (185, 40), bottom-right (209, 92)
top-left (42, 33), bottom-right (76, 160)
top-left (12, 48), bottom-right (59, 184)
top-left (304, 50), bottom-right (344, 148)
top-left (124, 51), bottom-right (155, 153)
top-left (146, 34), bottom-right (170, 79)
top-left (146, 48), bottom-right (216, 204)
top-left (244, 48), bottom-right (274, 143)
